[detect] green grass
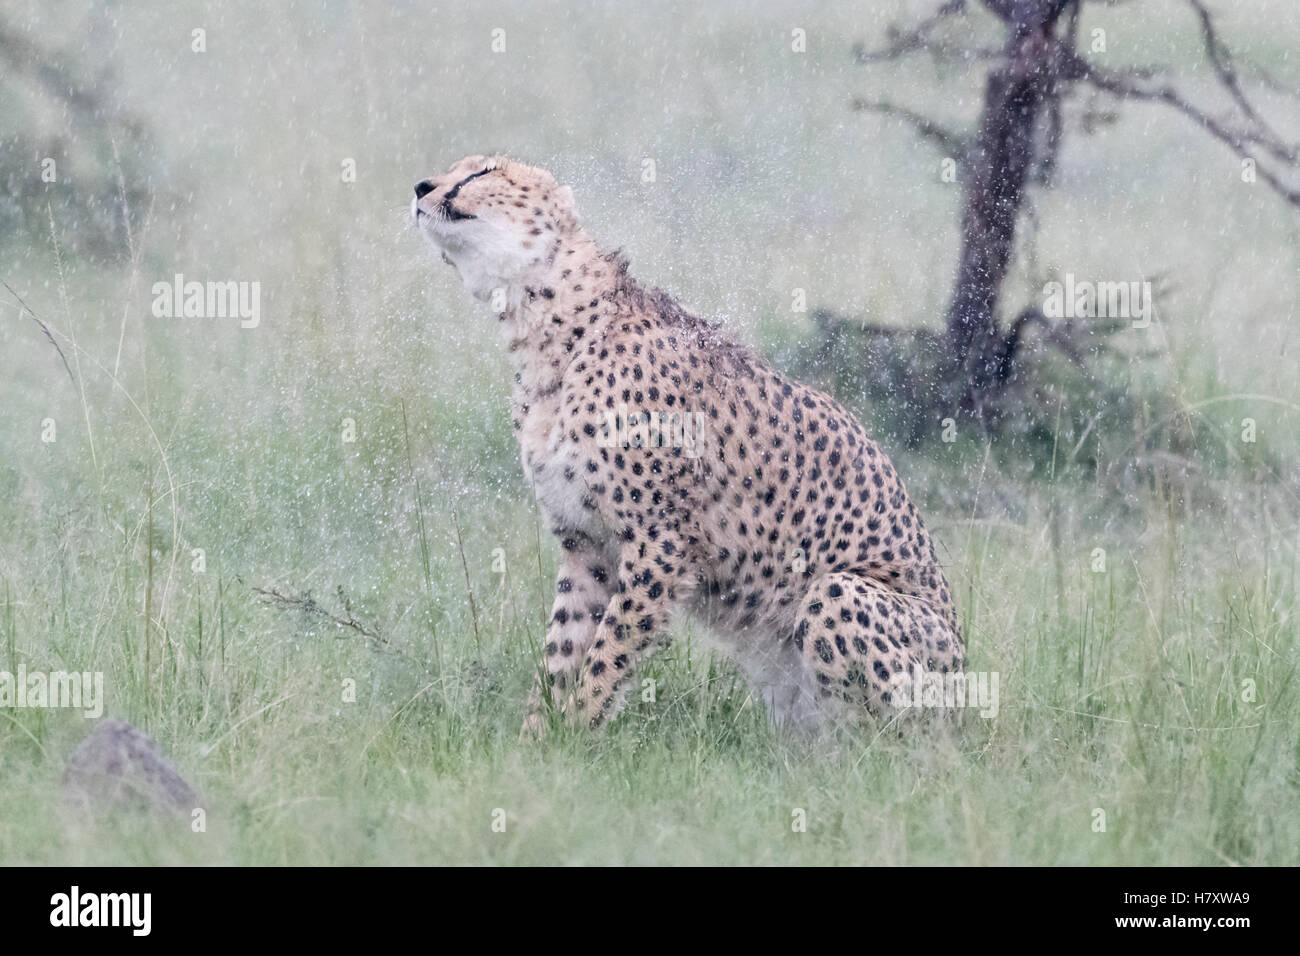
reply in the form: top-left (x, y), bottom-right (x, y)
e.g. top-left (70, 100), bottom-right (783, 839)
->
top-left (2, 491), bottom-right (1298, 865)
top-left (1, 0), bottom-right (1299, 865)
top-left (2, 390), bottom-right (1296, 864)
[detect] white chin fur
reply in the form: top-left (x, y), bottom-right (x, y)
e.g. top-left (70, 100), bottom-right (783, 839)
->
top-left (418, 215), bottom-right (537, 303)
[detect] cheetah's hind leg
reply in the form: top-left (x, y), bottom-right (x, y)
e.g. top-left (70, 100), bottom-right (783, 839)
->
top-left (793, 572), bottom-right (963, 720)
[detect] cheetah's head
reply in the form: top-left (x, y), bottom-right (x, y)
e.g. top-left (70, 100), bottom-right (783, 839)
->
top-left (412, 155), bottom-right (578, 302)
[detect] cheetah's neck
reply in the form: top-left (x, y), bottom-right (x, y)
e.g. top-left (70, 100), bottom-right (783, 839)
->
top-left (497, 231), bottom-right (622, 399)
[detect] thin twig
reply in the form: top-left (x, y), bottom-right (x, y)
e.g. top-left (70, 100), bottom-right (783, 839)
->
top-left (252, 585), bottom-right (386, 645)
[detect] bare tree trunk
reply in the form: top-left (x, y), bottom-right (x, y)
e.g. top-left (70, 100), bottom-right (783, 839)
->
top-left (848, 0), bottom-right (1300, 433)
top-left (946, 0), bottom-right (1072, 413)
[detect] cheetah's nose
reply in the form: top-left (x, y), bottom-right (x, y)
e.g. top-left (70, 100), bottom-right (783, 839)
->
top-left (414, 180), bottom-right (435, 199)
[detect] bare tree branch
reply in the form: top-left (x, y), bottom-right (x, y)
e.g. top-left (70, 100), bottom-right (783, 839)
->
top-left (853, 0), bottom-right (994, 64)
top-left (1188, 0), bottom-right (1264, 127)
top-left (1067, 55), bottom-right (1300, 206)
top-left (850, 98), bottom-right (971, 157)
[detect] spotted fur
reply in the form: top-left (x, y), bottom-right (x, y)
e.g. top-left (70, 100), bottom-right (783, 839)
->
top-left (413, 155), bottom-right (964, 731)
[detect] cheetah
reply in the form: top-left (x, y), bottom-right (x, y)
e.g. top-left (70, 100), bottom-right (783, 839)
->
top-left (412, 155), bottom-right (964, 731)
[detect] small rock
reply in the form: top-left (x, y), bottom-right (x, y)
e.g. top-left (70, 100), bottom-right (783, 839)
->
top-left (62, 719), bottom-right (198, 818)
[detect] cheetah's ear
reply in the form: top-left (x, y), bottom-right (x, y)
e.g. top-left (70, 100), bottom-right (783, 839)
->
top-left (557, 184), bottom-right (578, 219)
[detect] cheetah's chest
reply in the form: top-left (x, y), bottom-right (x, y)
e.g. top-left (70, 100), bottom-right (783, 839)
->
top-left (515, 392), bottom-right (603, 536)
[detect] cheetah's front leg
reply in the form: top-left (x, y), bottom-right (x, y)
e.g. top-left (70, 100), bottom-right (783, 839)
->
top-left (521, 538), bottom-right (616, 736)
top-left (572, 532), bottom-right (696, 729)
